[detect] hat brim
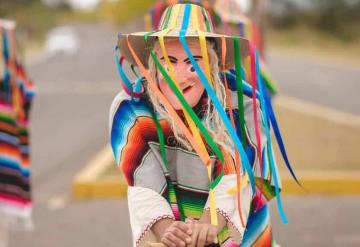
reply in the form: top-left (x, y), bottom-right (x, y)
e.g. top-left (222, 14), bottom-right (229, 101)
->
top-left (118, 30), bottom-right (249, 70)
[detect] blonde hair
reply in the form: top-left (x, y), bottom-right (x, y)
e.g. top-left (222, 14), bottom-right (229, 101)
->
top-left (145, 38), bottom-right (233, 154)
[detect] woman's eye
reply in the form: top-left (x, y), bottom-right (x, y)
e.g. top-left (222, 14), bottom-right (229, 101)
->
top-left (189, 66), bottom-right (195, 72)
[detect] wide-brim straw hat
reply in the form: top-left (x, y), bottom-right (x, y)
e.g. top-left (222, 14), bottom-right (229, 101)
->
top-left (118, 3), bottom-right (249, 69)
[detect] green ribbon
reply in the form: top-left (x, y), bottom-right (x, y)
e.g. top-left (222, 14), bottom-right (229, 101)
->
top-left (261, 69), bottom-right (278, 95)
top-left (149, 50), bottom-right (225, 165)
top-left (233, 37), bottom-right (247, 148)
top-left (201, 8), bottom-right (211, 32)
top-left (210, 170), bottom-right (225, 190)
top-left (151, 110), bottom-right (186, 221)
top-left (162, 6), bottom-right (172, 30)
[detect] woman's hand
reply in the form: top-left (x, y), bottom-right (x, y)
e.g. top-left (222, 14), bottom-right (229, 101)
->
top-left (185, 219), bottom-right (218, 247)
top-left (161, 221), bottom-right (193, 247)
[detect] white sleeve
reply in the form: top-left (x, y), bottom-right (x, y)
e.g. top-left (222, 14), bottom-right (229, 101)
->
top-left (127, 186), bottom-right (175, 247)
top-left (204, 174), bottom-right (253, 243)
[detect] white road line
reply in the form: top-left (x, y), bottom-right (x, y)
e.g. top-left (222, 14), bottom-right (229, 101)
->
top-left (47, 194), bottom-right (68, 211)
top-left (275, 95), bottom-right (360, 127)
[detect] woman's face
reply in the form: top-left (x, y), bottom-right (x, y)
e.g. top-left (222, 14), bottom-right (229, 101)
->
top-left (153, 39), bottom-right (205, 110)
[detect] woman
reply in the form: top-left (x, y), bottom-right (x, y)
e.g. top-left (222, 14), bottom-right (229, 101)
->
top-left (110, 3), bottom-right (283, 247)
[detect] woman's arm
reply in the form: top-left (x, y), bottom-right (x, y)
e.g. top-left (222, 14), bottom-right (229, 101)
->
top-left (153, 219), bottom-right (193, 247)
top-left (198, 210), bottom-right (227, 234)
top-left (152, 218), bottom-right (174, 240)
top-left (183, 211), bottom-right (225, 247)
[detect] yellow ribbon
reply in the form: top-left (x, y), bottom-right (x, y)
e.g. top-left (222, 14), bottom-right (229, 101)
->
top-left (156, 5), bottom-right (218, 225)
top-left (227, 173), bottom-right (249, 195)
top-left (190, 7), bottom-right (218, 225)
top-left (192, 7), bottom-right (219, 225)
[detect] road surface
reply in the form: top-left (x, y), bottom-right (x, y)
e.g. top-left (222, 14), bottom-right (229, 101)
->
top-left (8, 21), bottom-right (360, 247)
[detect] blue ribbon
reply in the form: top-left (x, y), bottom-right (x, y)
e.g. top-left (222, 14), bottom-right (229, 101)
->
top-left (259, 64), bottom-right (301, 186)
top-left (132, 77), bottom-right (144, 102)
top-left (220, 71), bottom-right (261, 98)
top-left (179, 4), bottom-right (255, 192)
top-left (256, 49), bottom-right (288, 224)
top-left (115, 46), bottom-right (135, 95)
top-left (2, 28), bottom-right (10, 103)
top-left (2, 28), bottom-right (9, 61)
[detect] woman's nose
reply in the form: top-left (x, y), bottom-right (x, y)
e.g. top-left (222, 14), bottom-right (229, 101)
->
top-left (174, 63), bottom-right (192, 78)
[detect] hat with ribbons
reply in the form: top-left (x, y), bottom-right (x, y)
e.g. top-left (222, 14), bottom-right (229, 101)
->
top-left (115, 2), bottom-right (298, 229)
top-left (118, 3), bottom-right (249, 69)
top-left (117, 3), bottom-right (258, 228)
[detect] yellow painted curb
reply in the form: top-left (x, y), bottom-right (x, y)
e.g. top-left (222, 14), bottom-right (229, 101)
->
top-left (72, 96), bottom-right (360, 199)
top-left (72, 144), bottom-right (127, 200)
top-left (281, 171), bottom-right (360, 195)
top-left (73, 177), bottom-right (127, 199)
top-left (72, 145), bottom-right (360, 199)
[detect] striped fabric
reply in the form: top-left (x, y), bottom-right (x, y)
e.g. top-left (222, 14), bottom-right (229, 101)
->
top-left (0, 27), bottom-right (35, 230)
top-left (111, 93), bottom-right (217, 219)
top-left (158, 1), bottom-right (215, 32)
top-left (110, 89), bottom-right (277, 246)
top-left (148, 1), bottom-right (218, 32)
top-left (111, 92), bottom-right (230, 246)
top-left (0, 84), bottom-right (33, 228)
top-left (242, 204), bottom-right (274, 247)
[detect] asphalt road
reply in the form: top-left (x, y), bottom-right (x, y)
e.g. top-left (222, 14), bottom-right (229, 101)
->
top-left (269, 51), bottom-right (360, 115)
top-left (8, 21), bottom-right (360, 246)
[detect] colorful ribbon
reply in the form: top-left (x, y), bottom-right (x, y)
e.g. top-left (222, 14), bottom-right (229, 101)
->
top-left (233, 37), bottom-right (247, 148)
top-left (2, 28), bottom-right (11, 103)
top-left (221, 36), bottom-right (246, 228)
top-left (153, 4), bottom-right (220, 224)
top-left (114, 46), bottom-right (143, 98)
top-left (179, 4), bottom-right (255, 193)
top-left (255, 49), bottom-right (288, 224)
top-left (249, 43), bottom-right (263, 180)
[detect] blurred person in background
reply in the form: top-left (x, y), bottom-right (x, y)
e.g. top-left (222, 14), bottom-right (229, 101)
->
top-left (214, 0), bottom-right (278, 96)
top-left (214, 0), bottom-right (266, 58)
top-left (0, 19), bottom-right (35, 247)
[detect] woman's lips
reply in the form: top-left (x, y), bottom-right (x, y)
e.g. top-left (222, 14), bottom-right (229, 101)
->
top-left (182, 82), bottom-right (195, 93)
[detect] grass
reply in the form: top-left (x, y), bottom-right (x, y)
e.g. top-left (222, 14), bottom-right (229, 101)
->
top-left (4, 1), bottom-right (360, 65)
top-left (1, 0), bottom-right (155, 50)
top-left (1, 1), bottom-right (58, 43)
top-left (267, 5), bottom-right (360, 64)
top-left (98, 0), bottom-right (156, 25)
top-left (267, 25), bottom-right (360, 64)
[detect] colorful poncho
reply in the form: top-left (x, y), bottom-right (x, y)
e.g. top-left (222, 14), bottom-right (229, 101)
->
top-left (0, 26), bottom-right (35, 231)
top-left (109, 85), bottom-right (277, 246)
top-left (113, 3), bottom-right (298, 246)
